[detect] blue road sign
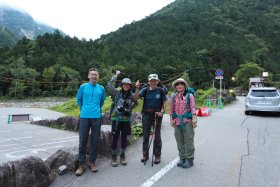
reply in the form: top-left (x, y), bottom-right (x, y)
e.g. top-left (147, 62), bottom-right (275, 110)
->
top-left (215, 69), bottom-right (224, 77)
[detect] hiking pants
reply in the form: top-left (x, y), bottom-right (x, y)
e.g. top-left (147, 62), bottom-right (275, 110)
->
top-left (78, 118), bottom-right (101, 165)
top-left (142, 112), bottom-right (162, 157)
top-left (174, 122), bottom-right (195, 160)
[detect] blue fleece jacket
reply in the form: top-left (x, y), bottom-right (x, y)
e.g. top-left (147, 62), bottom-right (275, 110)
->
top-left (76, 82), bottom-right (106, 118)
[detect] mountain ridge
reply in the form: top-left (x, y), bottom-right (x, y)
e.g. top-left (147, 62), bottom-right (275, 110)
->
top-left (0, 5), bottom-right (62, 46)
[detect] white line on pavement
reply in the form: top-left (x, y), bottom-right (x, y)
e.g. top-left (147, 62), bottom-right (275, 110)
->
top-left (52, 136), bottom-right (79, 140)
top-left (141, 137), bottom-right (210, 187)
top-left (141, 157), bottom-right (180, 187)
top-left (0, 144), bottom-right (18, 148)
top-left (6, 145), bottom-right (64, 158)
top-left (0, 136), bottom-right (32, 143)
top-left (0, 138), bottom-right (78, 153)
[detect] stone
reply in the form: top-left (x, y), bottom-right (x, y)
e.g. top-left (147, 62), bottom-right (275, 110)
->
top-left (0, 156), bottom-right (53, 187)
top-left (101, 112), bottom-right (111, 125)
top-left (45, 147), bottom-right (79, 175)
top-left (56, 116), bottom-right (79, 131)
top-left (58, 165), bottom-right (67, 175)
top-left (131, 112), bottom-right (142, 124)
top-left (96, 125), bottom-right (112, 156)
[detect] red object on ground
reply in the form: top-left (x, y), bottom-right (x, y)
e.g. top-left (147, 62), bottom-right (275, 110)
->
top-left (197, 107), bottom-right (211, 117)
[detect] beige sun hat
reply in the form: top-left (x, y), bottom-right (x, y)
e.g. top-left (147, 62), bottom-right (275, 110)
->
top-left (172, 78), bottom-right (189, 89)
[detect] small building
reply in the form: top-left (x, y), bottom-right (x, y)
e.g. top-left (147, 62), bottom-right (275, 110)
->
top-left (249, 77), bottom-right (264, 88)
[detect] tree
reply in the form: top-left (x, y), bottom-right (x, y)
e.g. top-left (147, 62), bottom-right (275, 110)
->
top-left (235, 63), bottom-right (262, 90)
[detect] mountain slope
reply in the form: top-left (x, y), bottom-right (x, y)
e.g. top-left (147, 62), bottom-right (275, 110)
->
top-left (0, 6), bottom-right (60, 45)
top-left (0, 0), bottom-right (279, 97)
top-left (0, 25), bottom-right (17, 47)
top-left (97, 0), bottom-right (280, 85)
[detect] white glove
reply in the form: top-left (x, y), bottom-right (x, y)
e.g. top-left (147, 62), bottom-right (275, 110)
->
top-left (116, 70), bottom-right (121, 75)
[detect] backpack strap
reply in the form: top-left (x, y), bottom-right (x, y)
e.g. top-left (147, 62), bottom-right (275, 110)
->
top-left (141, 87), bottom-right (149, 113)
top-left (171, 93), bottom-right (176, 113)
top-left (158, 87), bottom-right (165, 109)
top-left (186, 92), bottom-right (190, 112)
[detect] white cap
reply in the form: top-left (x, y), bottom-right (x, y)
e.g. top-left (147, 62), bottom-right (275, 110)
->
top-left (148, 74), bottom-right (159, 81)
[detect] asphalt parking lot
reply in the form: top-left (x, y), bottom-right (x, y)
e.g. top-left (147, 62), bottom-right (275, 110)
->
top-left (0, 108), bottom-right (78, 163)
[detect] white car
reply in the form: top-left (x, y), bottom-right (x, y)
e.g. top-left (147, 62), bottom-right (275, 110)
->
top-left (245, 87), bottom-right (280, 115)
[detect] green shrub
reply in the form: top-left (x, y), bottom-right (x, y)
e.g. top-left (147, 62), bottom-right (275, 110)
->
top-left (131, 123), bottom-right (143, 141)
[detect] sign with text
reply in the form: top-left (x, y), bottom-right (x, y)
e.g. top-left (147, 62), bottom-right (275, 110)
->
top-left (215, 76), bottom-right (223, 79)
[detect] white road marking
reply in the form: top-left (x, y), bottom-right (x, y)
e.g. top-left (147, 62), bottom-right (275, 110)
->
top-left (141, 137), bottom-right (209, 187)
top-left (0, 136), bottom-right (32, 143)
top-left (52, 136), bottom-right (79, 140)
top-left (141, 157), bottom-right (180, 187)
top-left (6, 145), bottom-right (64, 158)
top-left (0, 144), bottom-right (18, 148)
top-left (0, 131), bottom-right (11, 133)
top-left (0, 138), bottom-right (78, 153)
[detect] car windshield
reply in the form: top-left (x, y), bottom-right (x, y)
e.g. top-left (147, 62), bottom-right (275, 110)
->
top-left (250, 90), bottom-right (279, 97)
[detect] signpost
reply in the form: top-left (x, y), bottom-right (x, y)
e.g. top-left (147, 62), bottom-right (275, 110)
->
top-left (215, 69), bottom-right (224, 109)
top-left (215, 69), bottom-right (224, 99)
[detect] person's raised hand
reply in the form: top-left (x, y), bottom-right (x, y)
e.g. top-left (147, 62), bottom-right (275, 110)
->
top-left (135, 80), bottom-right (140, 88)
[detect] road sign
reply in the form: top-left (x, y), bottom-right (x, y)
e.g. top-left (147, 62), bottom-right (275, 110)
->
top-left (215, 76), bottom-right (223, 79)
top-left (215, 69), bottom-right (224, 77)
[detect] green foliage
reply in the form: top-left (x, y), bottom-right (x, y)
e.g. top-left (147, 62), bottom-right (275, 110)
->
top-left (0, 26), bottom-right (17, 47)
top-left (1, 0), bottom-right (280, 98)
top-left (235, 63), bottom-right (262, 90)
top-left (49, 98), bottom-right (80, 116)
top-left (50, 96), bottom-right (114, 116)
top-left (61, 123), bottom-right (67, 130)
top-left (196, 88), bottom-right (216, 107)
top-left (229, 90), bottom-right (237, 98)
top-left (131, 123), bottom-right (143, 141)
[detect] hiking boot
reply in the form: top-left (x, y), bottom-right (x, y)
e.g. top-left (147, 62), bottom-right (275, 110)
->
top-left (141, 155), bottom-right (149, 162)
top-left (181, 159), bottom-right (193, 169)
top-left (177, 159), bottom-right (185, 167)
top-left (75, 164), bottom-right (85, 176)
top-left (120, 154), bottom-right (127, 166)
top-left (111, 155), bottom-right (118, 167)
top-left (89, 162), bottom-right (98, 172)
top-left (154, 156), bottom-right (161, 164)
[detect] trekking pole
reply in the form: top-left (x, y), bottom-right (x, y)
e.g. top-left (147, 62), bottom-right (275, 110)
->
top-left (144, 114), bottom-right (157, 166)
top-left (151, 113), bottom-right (158, 167)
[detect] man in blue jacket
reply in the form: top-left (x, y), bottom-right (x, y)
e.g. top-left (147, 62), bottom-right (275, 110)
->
top-left (75, 68), bottom-right (106, 176)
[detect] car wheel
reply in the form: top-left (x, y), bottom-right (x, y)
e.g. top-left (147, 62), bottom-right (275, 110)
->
top-left (245, 111), bottom-right (249, 115)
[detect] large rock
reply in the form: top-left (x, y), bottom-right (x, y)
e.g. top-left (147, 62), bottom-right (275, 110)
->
top-left (131, 112), bottom-right (142, 124)
top-left (31, 112), bottom-right (142, 131)
top-left (45, 147), bottom-right (79, 174)
top-left (56, 116), bottom-right (79, 131)
top-left (0, 156), bottom-right (53, 187)
top-left (96, 125), bottom-right (112, 156)
top-left (31, 116), bottom-right (79, 131)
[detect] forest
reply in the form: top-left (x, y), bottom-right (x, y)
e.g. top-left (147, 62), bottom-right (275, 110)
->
top-left (0, 0), bottom-right (279, 98)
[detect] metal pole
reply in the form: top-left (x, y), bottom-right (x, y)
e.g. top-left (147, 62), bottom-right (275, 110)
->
top-left (220, 78), bottom-right (222, 98)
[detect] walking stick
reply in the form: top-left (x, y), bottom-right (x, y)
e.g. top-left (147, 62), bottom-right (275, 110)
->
top-left (151, 114), bottom-right (158, 167)
top-left (143, 113), bottom-right (157, 166)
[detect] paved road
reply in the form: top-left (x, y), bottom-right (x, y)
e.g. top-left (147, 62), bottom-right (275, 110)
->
top-left (51, 97), bottom-right (280, 187)
top-left (0, 108), bottom-right (78, 163)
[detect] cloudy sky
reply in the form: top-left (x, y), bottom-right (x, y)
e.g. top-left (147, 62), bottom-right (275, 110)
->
top-left (0, 0), bottom-right (175, 40)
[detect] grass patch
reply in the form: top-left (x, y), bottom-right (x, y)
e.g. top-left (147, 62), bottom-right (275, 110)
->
top-left (50, 88), bottom-right (220, 116)
top-left (50, 96), bottom-right (141, 116)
